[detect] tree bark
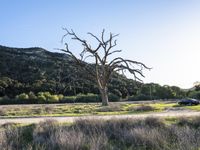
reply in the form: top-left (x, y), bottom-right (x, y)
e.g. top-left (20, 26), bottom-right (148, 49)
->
top-left (100, 87), bottom-right (109, 106)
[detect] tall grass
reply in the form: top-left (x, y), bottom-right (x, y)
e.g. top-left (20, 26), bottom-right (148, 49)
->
top-left (1, 117), bottom-right (200, 150)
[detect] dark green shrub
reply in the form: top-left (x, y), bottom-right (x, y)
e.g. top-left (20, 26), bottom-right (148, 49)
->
top-left (97, 105), bottom-right (122, 112)
top-left (176, 116), bottom-right (200, 128)
top-left (188, 91), bottom-right (200, 99)
top-left (60, 96), bottom-right (76, 103)
top-left (0, 96), bottom-right (16, 104)
top-left (143, 117), bottom-right (164, 127)
top-left (176, 117), bottom-right (190, 126)
top-left (127, 95), bottom-right (136, 101)
top-left (76, 93), bottom-right (101, 103)
top-left (128, 94), bottom-right (151, 101)
top-left (133, 105), bottom-right (155, 112)
top-left (108, 93), bottom-right (120, 102)
top-left (37, 95), bottom-right (46, 103)
top-left (28, 92), bottom-right (37, 100)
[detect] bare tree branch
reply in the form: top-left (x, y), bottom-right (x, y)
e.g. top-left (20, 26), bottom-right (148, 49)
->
top-left (60, 29), bottom-right (150, 105)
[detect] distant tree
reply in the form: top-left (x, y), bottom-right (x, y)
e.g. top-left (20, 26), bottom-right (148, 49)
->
top-left (194, 81), bottom-right (200, 91)
top-left (0, 77), bottom-right (23, 97)
top-left (60, 29), bottom-right (150, 106)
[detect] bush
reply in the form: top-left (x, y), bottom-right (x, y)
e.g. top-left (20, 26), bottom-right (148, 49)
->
top-left (58, 94), bottom-right (64, 100)
top-left (60, 96), bottom-right (76, 103)
top-left (28, 91), bottom-right (37, 100)
top-left (15, 93), bottom-right (29, 100)
top-left (0, 92), bottom-right (120, 104)
top-left (176, 116), bottom-right (200, 128)
top-left (0, 96), bottom-right (16, 104)
top-left (143, 117), bottom-right (164, 127)
top-left (127, 95), bottom-right (136, 101)
top-left (108, 93), bottom-right (120, 102)
top-left (37, 95), bottom-right (46, 103)
top-left (188, 91), bottom-right (200, 99)
top-left (128, 105), bottom-right (155, 112)
top-left (41, 92), bottom-right (51, 100)
top-left (48, 95), bottom-right (59, 102)
top-left (76, 93), bottom-right (101, 103)
top-left (128, 94), bottom-right (151, 101)
top-left (97, 104), bottom-right (122, 112)
top-left (37, 92), bottom-right (61, 103)
top-left (2, 118), bottom-right (200, 149)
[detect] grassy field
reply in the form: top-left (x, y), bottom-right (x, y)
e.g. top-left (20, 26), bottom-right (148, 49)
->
top-left (1, 116), bottom-right (200, 150)
top-left (0, 101), bottom-right (198, 118)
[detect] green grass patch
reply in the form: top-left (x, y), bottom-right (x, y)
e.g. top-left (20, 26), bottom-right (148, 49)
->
top-left (0, 101), bottom-right (194, 118)
top-left (149, 103), bottom-right (178, 110)
top-left (185, 105), bottom-right (200, 111)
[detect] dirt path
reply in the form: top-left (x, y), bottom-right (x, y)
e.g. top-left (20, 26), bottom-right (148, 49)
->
top-left (1, 110), bottom-right (200, 125)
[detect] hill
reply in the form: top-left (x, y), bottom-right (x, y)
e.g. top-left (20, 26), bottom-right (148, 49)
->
top-left (0, 45), bottom-right (138, 98)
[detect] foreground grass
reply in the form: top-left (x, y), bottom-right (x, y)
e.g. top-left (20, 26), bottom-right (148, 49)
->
top-left (0, 101), bottom-right (196, 117)
top-left (1, 117), bottom-right (200, 150)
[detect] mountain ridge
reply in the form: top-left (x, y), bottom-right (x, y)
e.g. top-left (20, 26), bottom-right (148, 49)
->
top-left (0, 45), bottom-right (137, 97)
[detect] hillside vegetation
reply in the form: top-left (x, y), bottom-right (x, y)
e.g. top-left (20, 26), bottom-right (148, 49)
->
top-left (0, 45), bottom-right (199, 104)
top-left (0, 45), bottom-right (138, 98)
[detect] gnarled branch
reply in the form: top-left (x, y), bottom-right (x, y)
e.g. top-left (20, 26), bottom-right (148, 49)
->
top-left (60, 29), bottom-right (150, 105)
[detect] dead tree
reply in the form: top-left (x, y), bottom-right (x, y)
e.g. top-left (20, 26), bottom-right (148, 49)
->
top-left (60, 29), bottom-right (150, 106)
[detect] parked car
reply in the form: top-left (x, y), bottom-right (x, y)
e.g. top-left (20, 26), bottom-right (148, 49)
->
top-left (178, 99), bottom-right (199, 106)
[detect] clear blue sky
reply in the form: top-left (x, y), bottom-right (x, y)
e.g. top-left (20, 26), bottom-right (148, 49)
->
top-left (1, 0), bottom-right (200, 88)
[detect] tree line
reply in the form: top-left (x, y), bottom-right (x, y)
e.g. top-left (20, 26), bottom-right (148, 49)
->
top-left (1, 75), bottom-right (199, 104)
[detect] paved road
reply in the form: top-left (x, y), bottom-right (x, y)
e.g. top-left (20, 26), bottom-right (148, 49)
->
top-left (1, 110), bottom-right (200, 125)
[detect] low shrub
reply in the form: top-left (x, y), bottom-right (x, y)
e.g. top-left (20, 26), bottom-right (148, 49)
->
top-left (143, 117), bottom-right (164, 128)
top-left (76, 93), bottom-right (101, 103)
top-left (97, 104), bottom-right (122, 112)
top-left (2, 118), bottom-right (200, 149)
top-left (1, 92), bottom-right (120, 104)
top-left (28, 92), bottom-right (37, 100)
top-left (37, 95), bottom-right (46, 103)
top-left (176, 117), bottom-right (190, 126)
top-left (188, 91), bottom-right (200, 99)
top-left (48, 95), bottom-right (59, 102)
top-left (33, 119), bottom-right (58, 139)
top-left (15, 93), bottom-right (29, 100)
top-left (37, 92), bottom-right (62, 103)
top-left (57, 94), bottom-right (64, 100)
top-left (176, 116), bottom-right (200, 128)
top-left (108, 93), bottom-right (120, 102)
top-left (0, 97), bottom-right (16, 104)
top-left (128, 105), bottom-right (155, 112)
top-left (60, 96), bottom-right (76, 103)
top-left (128, 94), bottom-right (152, 101)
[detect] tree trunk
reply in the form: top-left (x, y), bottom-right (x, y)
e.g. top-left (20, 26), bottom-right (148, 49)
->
top-left (100, 87), bottom-right (109, 106)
